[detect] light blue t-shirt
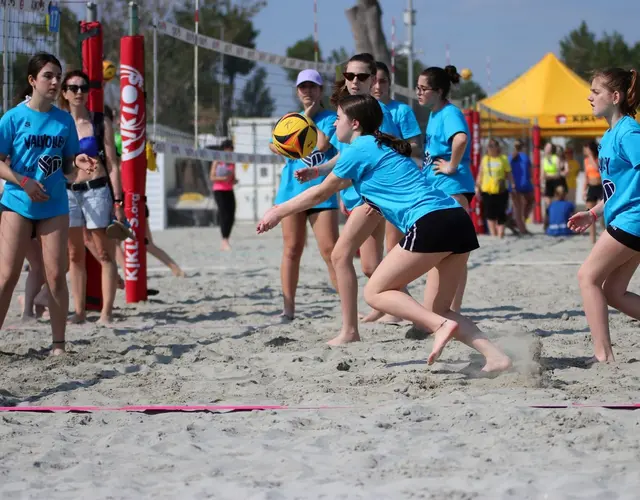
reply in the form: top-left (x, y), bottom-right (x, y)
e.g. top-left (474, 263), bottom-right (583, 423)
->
top-left (598, 115), bottom-right (640, 236)
top-left (275, 109), bottom-right (338, 209)
top-left (0, 103), bottom-right (79, 220)
top-left (332, 135), bottom-right (459, 232)
top-left (386, 100), bottom-right (421, 140)
top-left (423, 103), bottom-right (475, 196)
top-left (332, 100), bottom-right (402, 212)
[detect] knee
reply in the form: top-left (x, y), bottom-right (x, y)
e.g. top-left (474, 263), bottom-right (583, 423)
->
top-left (330, 245), bottom-right (353, 269)
top-left (283, 243), bottom-right (305, 262)
top-left (0, 268), bottom-right (22, 291)
top-left (317, 242), bottom-right (335, 263)
top-left (363, 281), bottom-right (378, 308)
top-left (96, 248), bottom-right (113, 265)
top-left (68, 246), bottom-right (85, 265)
top-left (577, 264), bottom-right (600, 289)
top-left (46, 271), bottom-right (67, 295)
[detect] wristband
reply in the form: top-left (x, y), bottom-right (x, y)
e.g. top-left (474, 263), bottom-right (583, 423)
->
top-left (589, 209), bottom-right (597, 221)
top-left (20, 176), bottom-right (29, 188)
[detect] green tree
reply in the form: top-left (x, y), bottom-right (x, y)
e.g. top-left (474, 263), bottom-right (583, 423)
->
top-left (451, 80), bottom-right (487, 103)
top-left (560, 21), bottom-right (640, 80)
top-left (285, 36), bottom-right (321, 83)
top-left (234, 67), bottom-right (274, 117)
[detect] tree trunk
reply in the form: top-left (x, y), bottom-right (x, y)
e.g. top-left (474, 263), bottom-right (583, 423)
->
top-left (345, 0), bottom-right (390, 67)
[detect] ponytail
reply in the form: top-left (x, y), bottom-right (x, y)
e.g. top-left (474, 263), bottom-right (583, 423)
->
top-left (373, 129), bottom-right (412, 157)
top-left (628, 69), bottom-right (639, 117)
top-left (330, 79), bottom-right (348, 108)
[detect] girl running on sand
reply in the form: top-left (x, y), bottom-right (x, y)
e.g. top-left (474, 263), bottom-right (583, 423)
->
top-left (569, 67), bottom-right (640, 364)
top-left (259, 94), bottom-right (512, 373)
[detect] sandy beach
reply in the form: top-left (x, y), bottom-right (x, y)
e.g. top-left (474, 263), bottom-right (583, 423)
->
top-left (1, 222), bottom-right (639, 499)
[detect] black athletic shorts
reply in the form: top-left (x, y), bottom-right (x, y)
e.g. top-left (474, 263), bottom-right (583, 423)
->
top-left (306, 207), bottom-right (334, 217)
top-left (607, 225), bottom-right (640, 252)
top-left (586, 184), bottom-right (603, 203)
top-left (399, 207), bottom-right (479, 254)
top-left (481, 191), bottom-right (509, 224)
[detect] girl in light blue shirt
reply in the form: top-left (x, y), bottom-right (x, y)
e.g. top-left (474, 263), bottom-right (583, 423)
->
top-left (258, 94), bottom-right (512, 374)
top-left (0, 52), bottom-right (96, 355)
top-left (568, 67), bottom-right (640, 364)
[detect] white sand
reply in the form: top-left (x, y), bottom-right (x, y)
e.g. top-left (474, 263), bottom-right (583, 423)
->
top-left (1, 223), bottom-right (640, 499)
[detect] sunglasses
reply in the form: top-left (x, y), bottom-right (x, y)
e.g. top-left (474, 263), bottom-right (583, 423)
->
top-left (65, 84), bottom-right (89, 94)
top-left (343, 72), bottom-right (371, 82)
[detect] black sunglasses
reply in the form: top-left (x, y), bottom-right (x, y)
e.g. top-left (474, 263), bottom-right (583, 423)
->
top-left (65, 84), bottom-right (89, 94)
top-left (343, 72), bottom-right (371, 82)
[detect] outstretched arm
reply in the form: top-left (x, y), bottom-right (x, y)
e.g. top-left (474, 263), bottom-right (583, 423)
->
top-left (257, 173), bottom-right (351, 233)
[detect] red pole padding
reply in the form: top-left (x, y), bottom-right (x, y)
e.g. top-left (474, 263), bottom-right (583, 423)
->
top-left (470, 109), bottom-right (484, 234)
top-left (80, 20), bottom-right (104, 312)
top-left (120, 35), bottom-right (148, 303)
top-left (532, 125), bottom-right (542, 223)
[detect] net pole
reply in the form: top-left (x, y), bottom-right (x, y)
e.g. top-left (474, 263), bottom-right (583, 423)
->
top-left (194, 0), bottom-right (199, 147)
top-left (390, 17), bottom-right (396, 99)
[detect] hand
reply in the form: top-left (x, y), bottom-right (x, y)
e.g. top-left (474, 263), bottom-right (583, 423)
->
top-left (114, 204), bottom-right (126, 223)
top-left (294, 167), bottom-right (319, 183)
top-left (433, 158), bottom-right (455, 175)
top-left (75, 154), bottom-right (98, 174)
top-left (568, 210), bottom-right (595, 233)
top-left (303, 99), bottom-right (319, 118)
top-left (22, 177), bottom-right (49, 202)
top-left (256, 206), bottom-right (282, 234)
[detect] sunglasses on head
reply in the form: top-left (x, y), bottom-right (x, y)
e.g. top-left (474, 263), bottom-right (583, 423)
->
top-left (343, 72), bottom-right (371, 82)
top-left (65, 84), bottom-right (89, 94)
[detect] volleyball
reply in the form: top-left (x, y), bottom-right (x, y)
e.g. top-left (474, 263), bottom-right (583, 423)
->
top-left (460, 68), bottom-right (473, 81)
top-left (103, 60), bottom-right (117, 82)
top-left (272, 112), bottom-right (317, 159)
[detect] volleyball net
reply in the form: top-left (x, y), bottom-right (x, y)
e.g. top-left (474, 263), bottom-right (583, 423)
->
top-left (0, 0), bottom-right (60, 115)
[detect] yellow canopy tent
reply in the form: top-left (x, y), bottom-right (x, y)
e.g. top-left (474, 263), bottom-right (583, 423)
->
top-left (478, 53), bottom-right (609, 138)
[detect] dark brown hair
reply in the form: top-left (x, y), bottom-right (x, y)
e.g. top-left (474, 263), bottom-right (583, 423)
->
top-left (420, 65), bottom-right (460, 100)
top-left (593, 68), bottom-right (639, 118)
top-left (337, 94), bottom-right (411, 157)
top-left (330, 53), bottom-right (376, 108)
top-left (58, 70), bottom-right (90, 111)
top-left (27, 52), bottom-right (62, 83)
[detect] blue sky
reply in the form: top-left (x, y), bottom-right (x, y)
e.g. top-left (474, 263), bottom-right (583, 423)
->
top-left (74, 0), bottom-right (640, 116)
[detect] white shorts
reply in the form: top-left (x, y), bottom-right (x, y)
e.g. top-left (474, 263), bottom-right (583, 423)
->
top-left (68, 185), bottom-right (113, 229)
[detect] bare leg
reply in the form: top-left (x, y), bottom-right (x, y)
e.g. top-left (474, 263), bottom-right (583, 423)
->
top-left (359, 217), bottom-right (387, 323)
top-left (328, 205), bottom-right (383, 345)
top-left (308, 209), bottom-right (340, 291)
top-left (486, 219), bottom-right (497, 237)
top-left (145, 224), bottom-right (185, 277)
top-left (88, 228), bottom-right (118, 325)
top-left (578, 231), bottom-right (639, 362)
top-left (38, 215), bottom-right (71, 356)
top-left (280, 213), bottom-right (307, 319)
top-left (0, 212), bottom-right (32, 329)
top-left (67, 227), bottom-right (87, 324)
top-left (22, 239), bottom-right (46, 319)
top-left (450, 194), bottom-right (470, 312)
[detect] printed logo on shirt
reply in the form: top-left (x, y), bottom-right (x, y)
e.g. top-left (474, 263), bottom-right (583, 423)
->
top-left (37, 154), bottom-right (63, 178)
top-left (423, 135), bottom-right (433, 167)
top-left (602, 179), bottom-right (615, 203)
top-left (23, 134), bottom-right (65, 150)
top-left (301, 150), bottom-right (325, 168)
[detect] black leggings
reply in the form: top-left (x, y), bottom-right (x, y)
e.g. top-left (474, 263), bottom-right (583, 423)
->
top-left (214, 190), bottom-right (235, 239)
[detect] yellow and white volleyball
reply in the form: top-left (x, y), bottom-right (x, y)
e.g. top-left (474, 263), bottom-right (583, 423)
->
top-left (271, 112), bottom-right (318, 160)
top-left (460, 68), bottom-right (473, 81)
top-left (103, 60), bottom-right (117, 82)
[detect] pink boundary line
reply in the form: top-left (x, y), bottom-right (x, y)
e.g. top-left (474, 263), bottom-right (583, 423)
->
top-left (530, 403), bottom-right (640, 409)
top-left (0, 405), bottom-right (348, 413)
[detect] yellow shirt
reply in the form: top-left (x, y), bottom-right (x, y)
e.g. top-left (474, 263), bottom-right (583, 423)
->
top-left (565, 159), bottom-right (580, 189)
top-left (480, 154), bottom-right (511, 194)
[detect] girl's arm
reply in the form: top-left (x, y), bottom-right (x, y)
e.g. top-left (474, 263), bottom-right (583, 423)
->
top-left (407, 134), bottom-right (422, 160)
top-left (449, 133), bottom-right (468, 171)
top-left (258, 173), bottom-right (350, 232)
top-left (0, 154), bottom-right (22, 184)
top-left (209, 160), bottom-right (219, 181)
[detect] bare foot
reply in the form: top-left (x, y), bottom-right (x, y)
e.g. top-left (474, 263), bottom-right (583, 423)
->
top-left (98, 314), bottom-right (114, 326)
top-left (279, 312), bottom-right (294, 323)
top-left (34, 305), bottom-right (46, 319)
top-left (327, 331), bottom-right (361, 345)
top-left (481, 354), bottom-right (513, 373)
top-left (220, 240), bottom-right (232, 251)
top-left (427, 319), bottom-right (459, 365)
top-left (361, 309), bottom-right (385, 323)
top-left (170, 265), bottom-right (186, 278)
top-left (376, 313), bottom-right (405, 325)
top-left (68, 314), bottom-right (86, 325)
top-left (51, 341), bottom-right (65, 356)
